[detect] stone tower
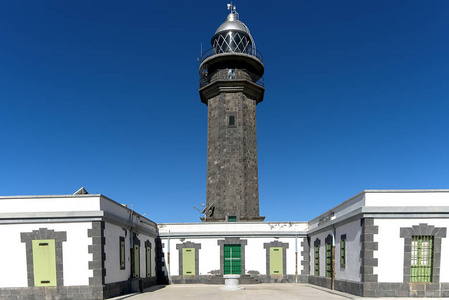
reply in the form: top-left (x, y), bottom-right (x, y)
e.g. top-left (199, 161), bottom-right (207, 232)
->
top-left (199, 5), bottom-right (265, 222)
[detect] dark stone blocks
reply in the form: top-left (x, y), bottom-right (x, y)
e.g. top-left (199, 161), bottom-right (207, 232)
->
top-left (0, 286), bottom-right (104, 300)
top-left (308, 275), bottom-right (332, 289)
top-left (204, 92), bottom-right (262, 222)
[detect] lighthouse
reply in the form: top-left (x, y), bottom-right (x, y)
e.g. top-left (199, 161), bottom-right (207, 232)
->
top-left (199, 5), bottom-right (265, 222)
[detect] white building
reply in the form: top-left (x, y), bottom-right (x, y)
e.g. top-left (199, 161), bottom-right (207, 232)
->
top-left (158, 190), bottom-right (449, 298)
top-left (0, 191), bottom-right (159, 299)
top-left (1, 190), bottom-right (448, 298)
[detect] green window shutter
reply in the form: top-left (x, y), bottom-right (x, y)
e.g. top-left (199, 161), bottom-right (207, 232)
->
top-left (182, 248), bottom-right (196, 275)
top-left (326, 242), bottom-right (332, 278)
top-left (411, 236), bottom-right (433, 282)
top-left (32, 239), bottom-right (57, 287)
top-left (146, 246), bottom-right (151, 277)
top-left (270, 247), bottom-right (283, 275)
top-left (224, 244), bottom-right (241, 275)
top-left (120, 237), bottom-right (125, 270)
top-left (134, 244), bottom-right (140, 278)
top-left (340, 239), bottom-right (345, 269)
top-left (228, 216), bottom-right (237, 222)
top-left (314, 245), bottom-right (319, 276)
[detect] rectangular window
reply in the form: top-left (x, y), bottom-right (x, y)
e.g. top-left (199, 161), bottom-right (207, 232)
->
top-left (314, 245), bottom-right (319, 276)
top-left (120, 237), bottom-right (125, 270)
top-left (340, 237), bottom-right (346, 269)
top-left (326, 242), bottom-right (332, 278)
top-left (411, 235), bottom-right (434, 282)
top-left (146, 246), bottom-right (151, 277)
top-left (228, 115), bottom-right (235, 126)
top-left (228, 216), bottom-right (237, 222)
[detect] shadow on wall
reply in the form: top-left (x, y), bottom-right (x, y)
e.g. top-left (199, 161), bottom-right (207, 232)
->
top-left (114, 285), bottom-right (168, 299)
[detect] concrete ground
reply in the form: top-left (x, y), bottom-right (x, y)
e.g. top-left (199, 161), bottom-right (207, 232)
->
top-left (109, 284), bottom-right (447, 300)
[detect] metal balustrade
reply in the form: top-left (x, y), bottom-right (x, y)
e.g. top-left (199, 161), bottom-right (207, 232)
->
top-left (200, 47), bottom-right (263, 63)
top-left (199, 68), bottom-right (264, 88)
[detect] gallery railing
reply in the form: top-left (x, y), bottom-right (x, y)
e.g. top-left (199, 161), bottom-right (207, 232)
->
top-left (200, 47), bottom-right (263, 63)
top-left (199, 68), bottom-right (264, 88)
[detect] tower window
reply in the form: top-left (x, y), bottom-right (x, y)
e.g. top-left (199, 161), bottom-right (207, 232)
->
top-left (227, 113), bottom-right (237, 127)
top-left (228, 216), bottom-right (237, 222)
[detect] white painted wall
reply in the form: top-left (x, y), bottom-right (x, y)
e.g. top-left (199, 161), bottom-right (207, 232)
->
top-left (104, 223), bottom-right (129, 284)
top-left (335, 220), bottom-right (361, 282)
top-left (0, 222), bottom-right (93, 287)
top-left (309, 230), bottom-right (332, 278)
top-left (0, 195), bottom-right (101, 213)
top-left (104, 224), bottom-right (157, 284)
top-left (374, 218), bottom-right (449, 283)
top-left (309, 193), bottom-right (365, 230)
top-left (161, 236), bottom-right (301, 277)
top-left (136, 233), bottom-right (156, 279)
top-left (365, 191), bottom-right (449, 207)
top-left (158, 222), bottom-right (308, 235)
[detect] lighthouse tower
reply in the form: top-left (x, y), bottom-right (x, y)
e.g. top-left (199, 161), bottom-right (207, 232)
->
top-left (199, 5), bottom-right (265, 222)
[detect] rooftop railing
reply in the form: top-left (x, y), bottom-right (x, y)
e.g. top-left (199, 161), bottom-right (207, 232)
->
top-left (200, 47), bottom-right (263, 63)
top-left (199, 68), bottom-right (264, 89)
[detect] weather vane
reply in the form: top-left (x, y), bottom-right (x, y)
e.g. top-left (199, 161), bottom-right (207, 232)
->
top-left (227, 2), bottom-right (236, 14)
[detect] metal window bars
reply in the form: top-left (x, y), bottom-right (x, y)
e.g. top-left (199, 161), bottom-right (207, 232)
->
top-left (410, 235), bottom-right (434, 282)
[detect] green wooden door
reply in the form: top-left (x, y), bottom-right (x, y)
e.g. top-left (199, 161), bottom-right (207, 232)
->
top-left (133, 244), bottom-right (140, 278)
top-left (182, 248), bottom-right (195, 275)
top-left (32, 239), bottom-right (57, 286)
top-left (270, 247), bottom-right (283, 275)
top-left (224, 244), bottom-right (241, 275)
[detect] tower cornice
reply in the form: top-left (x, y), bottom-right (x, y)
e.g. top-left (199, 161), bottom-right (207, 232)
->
top-left (199, 79), bottom-right (265, 105)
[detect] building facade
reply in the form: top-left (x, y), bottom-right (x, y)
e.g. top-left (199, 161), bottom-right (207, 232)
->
top-left (0, 193), bottom-right (161, 300)
top-left (1, 6), bottom-right (448, 300)
top-left (159, 190), bottom-right (449, 297)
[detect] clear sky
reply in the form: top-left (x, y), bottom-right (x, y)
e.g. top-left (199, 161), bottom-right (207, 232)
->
top-left (1, 0), bottom-right (448, 223)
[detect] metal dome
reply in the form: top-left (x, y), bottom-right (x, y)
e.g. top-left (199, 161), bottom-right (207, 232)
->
top-left (211, 6), bottom-right (256, 55)
top-left (214, 12), bottom-right (254, 42)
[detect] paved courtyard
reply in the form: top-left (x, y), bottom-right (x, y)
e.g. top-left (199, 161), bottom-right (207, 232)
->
top-left (109, 284), bottom-right (447, 300)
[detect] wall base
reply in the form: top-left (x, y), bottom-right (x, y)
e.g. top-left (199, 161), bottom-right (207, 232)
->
top-left (0, 277), bottom-right (159, 300)
top-left (307, 277), bottom-right (449, 297)
top-left (0, 286), bottom-right (104, 300)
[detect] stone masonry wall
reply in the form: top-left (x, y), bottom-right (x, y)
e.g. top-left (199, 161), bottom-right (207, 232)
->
top-left (206, 90), bottom-right (260, 221)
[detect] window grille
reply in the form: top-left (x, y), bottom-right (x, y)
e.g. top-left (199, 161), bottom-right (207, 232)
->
top-left (120, 237), bottom-right (125, 270)
top-left (410, 235), bottom-right (434, 282)
top-left (314, 245), bottom-right (319, 276)
top-left (340, 238), bottom-right (346, 269)
top-left (326, 242), bottom-right (332, 278)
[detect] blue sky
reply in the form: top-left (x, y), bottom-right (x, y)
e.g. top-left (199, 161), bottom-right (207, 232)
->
top-left (1, 0), bottom-right (448, 223)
